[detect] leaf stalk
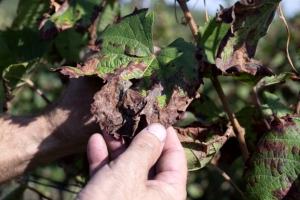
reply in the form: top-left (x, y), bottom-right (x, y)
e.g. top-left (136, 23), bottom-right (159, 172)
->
top-left (208, 163), bottom-right (244, 199)
top-left (177, 0), bottom-right (249, 161)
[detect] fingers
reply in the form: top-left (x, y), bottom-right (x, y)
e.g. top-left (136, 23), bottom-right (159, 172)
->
top-left (111, 123), bottom-right (167, 180)
top-left (154, 126), bottom-right (187, 186)
top-left (87, 134), bottom-right (109, 176)
top-left (102, 132), bottom-right (127, 160)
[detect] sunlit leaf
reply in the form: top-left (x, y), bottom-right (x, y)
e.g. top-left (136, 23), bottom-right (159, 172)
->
top-left (198, 15), bottom-right (231, 64)
top-left (12, 0), bottom-right (50, 29)
top-left (41, 0), bottom-right (104, 38)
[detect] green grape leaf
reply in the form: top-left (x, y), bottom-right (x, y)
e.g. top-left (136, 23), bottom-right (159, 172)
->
top-left (231, 67), bottom-right (274, 87)
top-left (97, 0), bottom-right (120, 32)
top-left (0, 28), bottom-right (50, 67)
top-left (3, 59), bottom-right (38, 91)
top-left (236, 105), bottom-right (271, 153)
top-left (264, 92), bottom-right (293, 119)
top-left (54, 28), bottom-right (88, 62)
top-left (56, 9), bottom-right (202, 138)
top-left (187, 94), bottom-right (225, 122)
top-left (41, 0), bottom-right (104, 39)
top-left (257, 72), bottom-right (297, 88)
top-left (0, 27), bottom-right (49, 112)
top-left (176, 123), bottom-right (231, 171)
top-left (198, 16), bottom-right (231, 64)
top-left (215, 0), bottom-right (279, 78)
top-left (12, 0), bottom-right (50, 29)
top-left (244, 116), bottom-right (300, 199)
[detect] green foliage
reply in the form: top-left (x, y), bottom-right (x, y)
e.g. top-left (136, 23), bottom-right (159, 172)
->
top-left (244, 116), bottom-right (300, 199)
top-left (198, 16), bottom-right (231, 64)
top-left (183, 130), bottom-right (229, 171)
top-left (264, 91), bottom-right (293, 118)
top-left (3, 59), bottom-right (38, 90)
top-left (41, 0), bottom-right (104, 38)
top-left (12, 0), bottom-right (50, 29)
top-left (257, 72), bottom-right (297, 88)
top-left (54, 28), bottom-right (88, 62)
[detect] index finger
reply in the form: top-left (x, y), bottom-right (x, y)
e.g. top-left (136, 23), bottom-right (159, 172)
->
top-left (154, 126), bottom-right (187, 185)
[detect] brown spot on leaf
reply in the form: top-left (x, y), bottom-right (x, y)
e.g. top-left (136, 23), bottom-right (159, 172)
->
top-left (51, 67), bottom-right (82, 78)
top-left (124, 45), bottom-right (130, 55)
top-left (292, 145), bottom-right (300, 155)
top-left (272, 186), bottom-right (291, 199)
top-left (260, 141), bottom-right (288, 159)
top-left (174, 121), bottom-right (223, 141)
top-left (77, 58), bottom-right (99, 74)
top-left (108, 41), bottom-right (122, 48)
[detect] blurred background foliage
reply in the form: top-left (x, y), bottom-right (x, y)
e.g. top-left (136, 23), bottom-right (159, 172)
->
top-left (0, 0), bottom-right (299, 199)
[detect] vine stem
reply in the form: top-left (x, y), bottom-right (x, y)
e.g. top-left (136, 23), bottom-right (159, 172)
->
top-left (208, 163), bottom-right (244, 198)
top-left (177, 0), bottom-right (249, 161)
top-left (253, 86), bottom-right (270, 130)
top-left (25, 79), bottom-right (51, 104)
top-left (176, 0), bottom-right (198, 39)
top-left (211, 77), bottom-right (248, 160)
top-left (277, 4), bottom-right (299, 75)
top-left (28, 179), bottom-right (78, 194)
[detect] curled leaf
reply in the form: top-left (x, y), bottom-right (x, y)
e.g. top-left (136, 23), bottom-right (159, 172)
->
top-left (56, 9), bottom-right (202, 138)
top-left (215, 0), bottom-right (280, 80)
top-left (175, 122), bottom-right (231, 171)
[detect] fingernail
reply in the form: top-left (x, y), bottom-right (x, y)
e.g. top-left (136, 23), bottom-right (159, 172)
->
top-left (146, 123), bottom-right (167, 142)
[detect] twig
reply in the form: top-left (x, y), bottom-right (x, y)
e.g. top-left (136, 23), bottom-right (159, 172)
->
top-left (253, 86), bottom-right (270, 129)
top-left (28, 179), bottom-right (78, 194)
top-left (203, 0), bottom-right (209, 22)
top-left (176, 0), bottom-right (198, 39)
top-left (31, 174), bottom-right (83, 188)
top-left (27, 186), bottom-right (52, 200)
top-left (177, 0), bottom-right (249, 161)
top-left (294, 91), bottom-right (300, 115)
top-left (174, 0), bottom-right (179, 24)
top-left (24, 79), bottom-right (51, 104)
top-left (277, 4), bottom-right (299, 75)
top-left (211, 77), bottom-right (248, 160)
top-left (208, 163), bottom-right (244, 198)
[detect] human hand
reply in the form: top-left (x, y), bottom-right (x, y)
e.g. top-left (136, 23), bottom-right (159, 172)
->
top-left (46, 76), bottom-right (103, 152)
top-left (76, 124), bottom-right (187, 200)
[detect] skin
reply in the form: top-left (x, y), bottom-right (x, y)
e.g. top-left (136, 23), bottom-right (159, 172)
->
top-left (76, 124), bottom-right (187, 200)
top-left (0, 77), bottom-right (102, 184)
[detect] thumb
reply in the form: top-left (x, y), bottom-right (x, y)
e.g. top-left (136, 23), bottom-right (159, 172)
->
top-left (112, 123), bottom-right (167, 180)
